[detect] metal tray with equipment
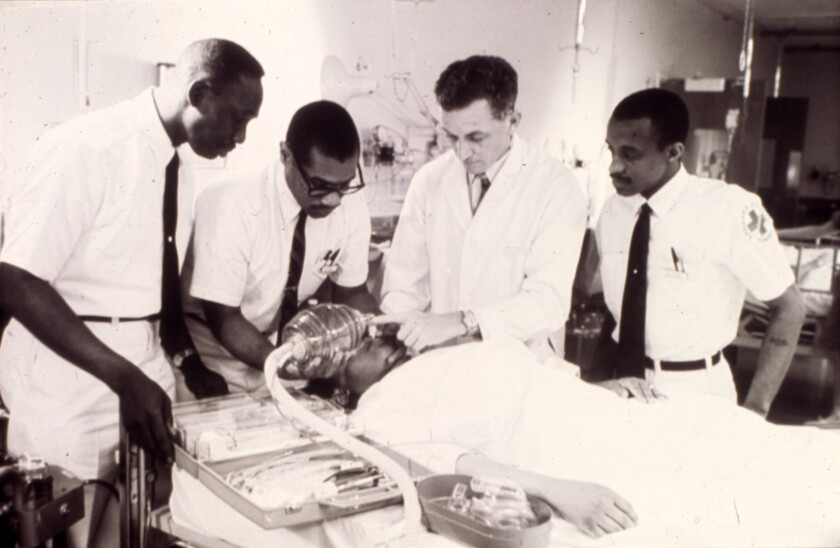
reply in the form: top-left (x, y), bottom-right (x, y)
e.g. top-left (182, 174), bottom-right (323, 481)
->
top-left (172, 391), bottom-right (410, 529)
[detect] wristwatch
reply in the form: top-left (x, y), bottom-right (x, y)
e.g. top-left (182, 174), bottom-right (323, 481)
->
top-left (461, 310), bottom-right (480, 337)
top-left (172, 348), bottom-right (196, 368)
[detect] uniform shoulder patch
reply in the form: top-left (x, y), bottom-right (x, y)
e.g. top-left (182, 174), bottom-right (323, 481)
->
top-left (740, 202), bottom-right (773, 242)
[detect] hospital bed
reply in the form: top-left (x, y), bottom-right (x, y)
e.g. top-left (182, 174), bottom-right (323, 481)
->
top-left (145, 338), bottom-right (840, 548)
top-left (733, 234), bottom-right (840, 415)
top-left (127, 305), bottom-right (840, 547)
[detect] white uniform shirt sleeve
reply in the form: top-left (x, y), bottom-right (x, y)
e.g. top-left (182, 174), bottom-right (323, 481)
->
top-left (726, 194), bottom-right (794, 302)
top-left (380, 171), bottom-right (432, 314)
top-left (189, 187), bottom-right (251, 307)
top-left (330, 192), bottom-right (371, 288)
top-left (473, 171), bottom-right (587, 341)
top-left (0, 137), bottom-right (104, 282)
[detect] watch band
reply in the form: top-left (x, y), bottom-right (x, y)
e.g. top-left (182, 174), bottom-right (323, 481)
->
top-left (172, 348), bottom-right (196, 368)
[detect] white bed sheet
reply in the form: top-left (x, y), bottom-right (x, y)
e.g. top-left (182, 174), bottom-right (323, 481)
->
top-left (170, 339), bottom-right (840, 547)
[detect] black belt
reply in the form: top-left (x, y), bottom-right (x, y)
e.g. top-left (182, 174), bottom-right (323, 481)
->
top-left (644, 351), bottom-right (721, 372)
top-left (78, 313), bottom-right (161, 324)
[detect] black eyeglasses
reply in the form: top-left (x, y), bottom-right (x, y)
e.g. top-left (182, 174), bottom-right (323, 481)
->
top-left (290, 151), bottom-right (365, 198)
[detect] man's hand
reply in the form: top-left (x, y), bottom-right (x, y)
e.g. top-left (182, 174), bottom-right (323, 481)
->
top-left (370, 311), bottom-right (466, 352)
top-left (596, 377), bottom-right (666, 402)
top-left (116, 368), bottom-right (175, 465)
top-left (541, 479), bottom-right (638, 538)
top-left (180, 354), bottom-right (229, 399)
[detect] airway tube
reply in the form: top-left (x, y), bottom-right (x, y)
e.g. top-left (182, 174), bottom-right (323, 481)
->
top-left (265, 344), bottom-right (421, 546)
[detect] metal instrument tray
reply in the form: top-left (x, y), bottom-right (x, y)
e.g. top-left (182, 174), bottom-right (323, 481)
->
top-left (172, 392), bottom-right (419, 529)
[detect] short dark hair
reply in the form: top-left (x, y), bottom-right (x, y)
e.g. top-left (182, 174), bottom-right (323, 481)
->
top-left (180, 38), bottom-right (264, 89)
top-left (286, 100), bottom-right (360, 168)
top-left (611, 88), bottom-right (689, 149)
top-left (434, 55), bottom-right (518, 119)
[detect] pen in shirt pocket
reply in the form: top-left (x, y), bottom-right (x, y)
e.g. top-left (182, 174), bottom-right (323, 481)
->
top-left (328, 248), bottom-right (341, 265)
top-left (670, 247), bottom-right (685, 273)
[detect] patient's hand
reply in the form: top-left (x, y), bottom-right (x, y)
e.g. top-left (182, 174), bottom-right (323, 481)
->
top-left (597, 377), bottom-right (666, 402)
top-left (543, 479), bottom-right (638, 538)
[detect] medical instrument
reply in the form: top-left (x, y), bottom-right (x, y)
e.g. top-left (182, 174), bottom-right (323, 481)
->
top-left (417, 474), bottom-right (552, 548)
top-left (276, 303), bottom-right (373, 381)
top-left (0, 424), bottom-right (85, 548)
top-left (173, 391), bottom-right (354, 462)
top-left (466, 476), bottom-right (539, 530)
top-left (265, 303), bottom-right (422, 545)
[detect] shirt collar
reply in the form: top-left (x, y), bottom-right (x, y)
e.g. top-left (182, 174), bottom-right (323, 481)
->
top-left (646, 164), bottom-right (690, 216)
top-left (473, 135), bottom-right (515, 184)
top-left (131, 88), bottom-right (177, 166)
top-left (274, 158), bottom-right (303, 226)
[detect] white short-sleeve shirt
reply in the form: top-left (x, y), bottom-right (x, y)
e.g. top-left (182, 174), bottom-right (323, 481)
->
top-left (596, 166), bottom-right (794, 361)
top-left (0, 88), bottom-right (191, 317)
top-left (184, 159), bottom-right (371, 334)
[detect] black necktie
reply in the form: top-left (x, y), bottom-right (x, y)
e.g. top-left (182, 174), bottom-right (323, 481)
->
top-left (477, 173), bottom-right (492, 207)
top-left (616, 203), bottom-right (651, 378)
top-left (277, 212), bottom-right (307, 345)
top-left (470, 173), bottom-right (492, 213)
top-left (159, 152), bottom-right (187, 355)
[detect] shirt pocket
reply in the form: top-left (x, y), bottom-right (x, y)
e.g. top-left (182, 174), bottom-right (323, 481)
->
top-left (650, 253), bottom-right (707, 318)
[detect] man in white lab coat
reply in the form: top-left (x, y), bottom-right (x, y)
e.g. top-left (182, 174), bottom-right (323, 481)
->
top-left (377, 55), bottom-right (587, 362)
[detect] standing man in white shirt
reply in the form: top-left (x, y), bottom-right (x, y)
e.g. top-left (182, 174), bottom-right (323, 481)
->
top-left (594, 88), bottom-right (805, 416)
top-left (376, 55), bottom-right (587, 362)
top-left (0, 39), bottom-right (263, 545)
top-left (182, 100), bottom-right (377, 395)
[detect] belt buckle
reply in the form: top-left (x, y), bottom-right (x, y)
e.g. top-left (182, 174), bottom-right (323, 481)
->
top-left (110, 317), bottom-right (120, 326)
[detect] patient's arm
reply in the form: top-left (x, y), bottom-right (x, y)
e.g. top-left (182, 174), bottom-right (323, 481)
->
top-left (456, 452), bottom-right (638, 538)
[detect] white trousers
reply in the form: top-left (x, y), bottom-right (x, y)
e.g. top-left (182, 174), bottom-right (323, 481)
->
top-left (0, 318), bottom-right (175, 480)
top-left (644, 355), bottom-right (738, 402)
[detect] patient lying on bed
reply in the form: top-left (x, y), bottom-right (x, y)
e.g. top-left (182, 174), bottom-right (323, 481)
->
top-left (345, 338), bottom-right (840, 547)
top-left (171, 337), bottom-right (840, 547)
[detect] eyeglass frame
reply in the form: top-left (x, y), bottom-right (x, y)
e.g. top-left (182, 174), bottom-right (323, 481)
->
top-left (289, 149), bottom-right (365, 198)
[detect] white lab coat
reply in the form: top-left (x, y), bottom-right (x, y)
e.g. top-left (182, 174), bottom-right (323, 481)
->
top-left (381, 135), bottom-right (586, 361)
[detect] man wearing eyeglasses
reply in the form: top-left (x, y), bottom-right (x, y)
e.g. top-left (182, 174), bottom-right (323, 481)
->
top-left (181, 100), bottom-right (377, 395)
top-left (376, 56), bottom-right (587, 363)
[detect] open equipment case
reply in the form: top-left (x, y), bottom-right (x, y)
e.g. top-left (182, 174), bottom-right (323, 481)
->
top-left (169, 390), bottom-right (426, 530)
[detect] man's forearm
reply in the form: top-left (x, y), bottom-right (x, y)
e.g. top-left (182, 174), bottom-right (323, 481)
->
top-left (744, 285), bottom-right (806, 416)
top-left (202, 301), bottom-right (274, 371)
top-left (0, 262), bottom-right (136, 393)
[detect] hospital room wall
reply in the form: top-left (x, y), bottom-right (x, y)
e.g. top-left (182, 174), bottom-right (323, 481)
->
top-left (0, 0), bottom-right (764, 191)
top-left (779, 51), bottom-right (840, 201)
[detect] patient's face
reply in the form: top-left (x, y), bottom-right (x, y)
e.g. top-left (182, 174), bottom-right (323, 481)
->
top-left (337, 338), bottom-right (403, 396)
